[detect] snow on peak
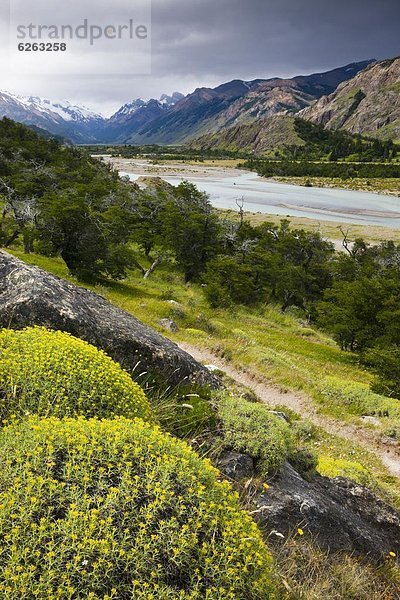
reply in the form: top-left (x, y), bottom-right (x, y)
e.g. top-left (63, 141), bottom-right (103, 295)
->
top-left (0, 90), bottom-right (105, 123)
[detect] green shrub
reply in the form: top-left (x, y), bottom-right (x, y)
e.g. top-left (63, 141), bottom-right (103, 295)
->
top-left (319, 376), bottom-right (400, 419)
top-left (218, 396), bottom-right (293, 475)
top-left (150, 387), bottom-right (217, 439)
top-left (0, 417), bottom-right (275, 599)
top-left (0, 327), bottom-right (153, 423)
top-left (288, 448), bottom-right (318, 479)
top-left (184, 328), bottom-right (209, 337)
top-left (318, 456), bottom-right (372, 487)
top-left (365, 346), bottom-right (400, 400)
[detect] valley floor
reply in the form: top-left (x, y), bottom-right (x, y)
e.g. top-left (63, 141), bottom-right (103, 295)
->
top-left (273, 176), bottom-right (400, 197)
top-left (104, 157), bottom-right (400, 228)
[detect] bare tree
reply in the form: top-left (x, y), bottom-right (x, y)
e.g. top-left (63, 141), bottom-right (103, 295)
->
top-left (235, 196), bottom-right (245, 228)
top-left (339, 226), bottom-right (354, 256)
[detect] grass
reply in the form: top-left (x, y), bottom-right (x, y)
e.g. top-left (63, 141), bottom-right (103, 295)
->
top-left (319, 377), bottom-right (400, 438)
top-left (218, 208), bottom-right (400, 244)
top-left (274, 535), bottom-right (400, 599)
top-left (1, 251), bottom-right (384, 407)
top-left (272, 176), bottom-right (400, 196)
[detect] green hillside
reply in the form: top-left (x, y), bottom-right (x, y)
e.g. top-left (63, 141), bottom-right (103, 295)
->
top-left (1, 118), bottom-right (400, 598)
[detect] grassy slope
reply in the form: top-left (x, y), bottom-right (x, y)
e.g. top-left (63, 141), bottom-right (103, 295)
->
top-left (9, 248), bottom-right (400, 504)
top-left (8, 247), bottom-right (400, 597)
top-left (190, 115), bottom-right (304, 154)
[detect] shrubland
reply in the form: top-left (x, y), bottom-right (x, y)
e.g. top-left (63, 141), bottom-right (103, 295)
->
top-left (1, 118), bottom-right (400, 597)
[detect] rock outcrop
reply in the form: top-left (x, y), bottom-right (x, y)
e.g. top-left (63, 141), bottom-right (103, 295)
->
top-left (217, 451), bottom-right (255, 481)
top-left (0, 251), bottom-right (220, 389)
top-left (300, 57), bottom-right (400, 141)
top-left (255, 462), bottom-right (400, 559)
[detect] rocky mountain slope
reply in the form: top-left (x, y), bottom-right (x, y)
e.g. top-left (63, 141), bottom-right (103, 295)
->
top-left (120, 61), bottom-right (373, 145)
top-left (190, 114), bottom-right (303, 153)
top-left (300, 57), bottom-right (400, 141)
top-left (0, 61), bottom-right (373, 144)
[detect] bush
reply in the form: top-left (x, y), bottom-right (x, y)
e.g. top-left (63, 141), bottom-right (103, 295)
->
top-left (0, 416), bottom-right (275, 599)
top-left (0, 327), bottom-right (153, 423)
top-left (317, 456), bottom-right (372, 487)
top-left (218, 396), bottom-right (293, 475)
top-left (365, 346), bottom-right (400, 400)
top-left (319, 376), bottom-right (400, 419)
top-left (288, 448), bottom-right (318, 479)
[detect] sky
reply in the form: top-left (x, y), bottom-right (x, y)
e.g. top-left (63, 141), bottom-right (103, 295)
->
top-left (0, 0), bottom-right (399, 116)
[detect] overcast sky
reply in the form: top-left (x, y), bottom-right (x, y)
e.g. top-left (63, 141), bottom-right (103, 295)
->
top-left (0, 0), bottom-right (399, 116)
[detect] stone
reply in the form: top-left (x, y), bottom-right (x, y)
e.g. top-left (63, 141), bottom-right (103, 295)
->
top-left (254, 462), bottom-right (400, 559)
top-left (217, 451), bottom-right (255, 481)
top-left (0, 251), bottom-right (220, 389)
top-left (362, 416), bottom-right (381, 426)
top-left (269, 410), bottom-right (290, 423)
top-left (159, 318), bottom-right (179, 333)
top-left (205, 364), bottom-right (222, 373)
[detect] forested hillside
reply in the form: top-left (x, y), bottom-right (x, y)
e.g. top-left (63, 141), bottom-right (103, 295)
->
top-left (191, 116), bottom-right (399, 161)
top-left (2, 117), bottom-right (400, 402)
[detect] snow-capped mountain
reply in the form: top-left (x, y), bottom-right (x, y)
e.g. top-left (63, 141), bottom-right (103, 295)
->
top-left (0, 91), bottom-right (106, 142)
top-left (0, 89), bottom-right (185, 143)
top-left (159, 92), bottom-right (185, 106)
top-left (110, 98), bottom-right (148, 120)
top-left (100, 92), bottom-right (185, 143)
top-left (109, 92), bottom-right (184, 121)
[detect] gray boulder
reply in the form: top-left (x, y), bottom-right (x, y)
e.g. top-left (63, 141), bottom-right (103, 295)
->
top-left (159, 318), bottom-right (179, 333)
top-left (255, 462), bottom-right (400, 559)
top-left (0, 251), bottom-right (220, 389)
top-left (217, 451), bottom-right (255, 481)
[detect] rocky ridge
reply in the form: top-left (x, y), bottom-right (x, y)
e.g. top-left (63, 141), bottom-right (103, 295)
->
top-left (300, 57), bottom-right (400, 141)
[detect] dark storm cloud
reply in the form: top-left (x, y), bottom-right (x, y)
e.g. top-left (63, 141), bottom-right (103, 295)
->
top-left (0, 0), bottom-right (399, 114)
top-left (151, 0), bottom-right (400, 78)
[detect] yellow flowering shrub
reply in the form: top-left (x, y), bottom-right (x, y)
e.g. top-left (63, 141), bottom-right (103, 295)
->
top-left (0, 327), bottom-right (153, 423)
top-left (317, 456), bottom-right (372, 486)
top-left (0, 417), bottom-right (275, 599)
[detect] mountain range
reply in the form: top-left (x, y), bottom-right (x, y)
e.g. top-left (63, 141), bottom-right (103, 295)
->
top-left (1, 58), bottom-right (398, 147)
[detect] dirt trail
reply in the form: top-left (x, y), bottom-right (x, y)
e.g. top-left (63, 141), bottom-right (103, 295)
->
top-left (179, 342), bottom-right (400, 479)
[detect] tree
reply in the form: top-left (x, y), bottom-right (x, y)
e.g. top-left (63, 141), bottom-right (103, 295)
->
top-left (204, 256), bottom-right (259, 307)
top-left (37, 191), bottom-right (135, 281)
top-left (161, 181), bottom-right (221, 282)
top-left (317, 278), bottom-right (387, 351)
top-left (365, 346), bottom-right (400, 399)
